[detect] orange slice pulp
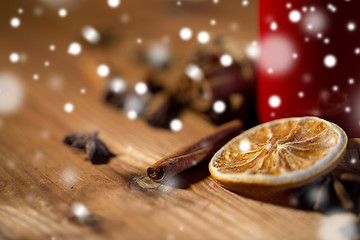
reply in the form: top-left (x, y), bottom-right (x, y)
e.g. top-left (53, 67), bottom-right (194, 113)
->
top-left (209, 117), bottom-right (348, 191)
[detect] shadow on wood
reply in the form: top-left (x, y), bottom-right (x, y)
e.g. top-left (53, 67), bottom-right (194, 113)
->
top-left (161, 161), bottom-right (210, 189)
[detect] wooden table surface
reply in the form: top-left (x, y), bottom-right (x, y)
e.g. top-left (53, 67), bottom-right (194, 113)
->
top-left (0, 1), bottom-right (358, 239)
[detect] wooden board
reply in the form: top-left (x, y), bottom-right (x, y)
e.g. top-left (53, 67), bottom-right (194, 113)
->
top-left (0, 1), bottom-right (358, 239)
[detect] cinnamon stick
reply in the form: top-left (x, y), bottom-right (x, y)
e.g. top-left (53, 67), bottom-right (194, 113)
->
top-left (147, 119), bottom-right (243, 182)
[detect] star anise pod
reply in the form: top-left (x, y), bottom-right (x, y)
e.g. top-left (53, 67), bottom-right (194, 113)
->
top-left (334, 172), bottom-right (360, 211)
top-left (63, 131), bottom-right (115, 164)
top-left (293, 172), bottom-right (360, 213)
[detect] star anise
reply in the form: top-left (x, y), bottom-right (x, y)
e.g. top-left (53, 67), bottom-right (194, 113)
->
top-left (293, 172), bottom-right (360, 213)
top-left (63, 131), bottom-right (115, 164)
top-left (293, 139), bottom-right (360, 213)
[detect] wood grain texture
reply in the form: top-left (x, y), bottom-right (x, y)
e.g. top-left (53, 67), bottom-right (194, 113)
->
top-left (0, 1), bottom-right (358, 240)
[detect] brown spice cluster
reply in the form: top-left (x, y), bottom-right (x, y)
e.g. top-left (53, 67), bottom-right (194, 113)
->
top-left (63, 131), bottom-right (115, 164)
top-left (104, 36), bottom-right (257, 130)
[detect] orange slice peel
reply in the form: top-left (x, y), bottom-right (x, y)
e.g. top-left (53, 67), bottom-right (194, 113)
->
top-left (209, 117), bottom-right (348, 191)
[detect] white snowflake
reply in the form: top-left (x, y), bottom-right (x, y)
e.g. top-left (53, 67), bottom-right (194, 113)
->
top-left (327, 4), bottom-right (337, 13)
top-left (347, 22), bottom-right (356, 31)
top-left (82, 26), bottom-right (101, 44)
top-left (268, 95), bottom-right (281, 108)
top-left (220, 54), bottom-right (233, 67)
top-left (71, 202), bottom-right (90, 219)
top-left (261, 35), bottom-right (295, 74)
top-left (185, 64), bottom-right (203, 81)
top-left (9, 53), bottom-right (20, 63)
top-left (58, 8), bottom-right (67, 18)
top-left (10, 17), bottom-right (21, 28)
top-left (245, 41), bottom-right (260, 59)
top-left (0, 73), bottom-right (24, 114)
top-left (134, 82), bottom-right (148, 95)
top-left (324, 54), bottom-right (337, 68)
top-left (97, 64), bottom-right (110, 77)
top-left (197, 31), bottom-right (210, 44)
top-left (67, 42), bottom-right (82, 55)
top-left (239, 140), bottom-right (251, 152)
top-left (289, 10), bottom-right (301, 23)
top-left (108, 0), bottom-right (121, 8)
top-left (355, 48), bottom-right (360, 55)
top-left (213, 100), bottom-right (226, 114)
top-left (64, 103), bottom-right (74, 113)
top-left (110, 77), bottom-right (126, 93)
top-left (170, 119), bottom-right (183, 132)
top-left (179, 27), bottom-right (192, 41)
top-left (348, 78), bottom-right (355, 85)
top-left (127, 110), bottom-right (138, 120)
top-left (270, 21), bottom-right (278, 31)
top-left (318, 213), bottom-right (358, 240)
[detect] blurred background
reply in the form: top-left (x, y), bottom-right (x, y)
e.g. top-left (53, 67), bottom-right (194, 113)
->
top-left (2, 0), bottom-right (359, 137)
top-left (0, 0), bottom-right (258, 131)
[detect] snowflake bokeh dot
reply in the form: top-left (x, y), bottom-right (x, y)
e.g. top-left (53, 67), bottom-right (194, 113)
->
top-left (64, 103), bottom-right (74, 113)
top-left (179, 27), bottom-right (192, 41)
top-left (323, 55), bottom-right (337, 68)
top-left (268, 95), bottom-right (281, 108)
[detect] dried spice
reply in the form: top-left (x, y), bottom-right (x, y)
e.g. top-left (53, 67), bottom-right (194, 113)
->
top-left (292, 173), bottom-right (360, 213)
top-left (147, 120), bottom-right (243, 182)
top-left (292, 139), bottom-right (360, 213)
top-left (104, 36), bottom-right (257, 130)
top-left (145, 94), bottom-right (184, 129)
top-left (172, 48), bottom-right (256, 126)
top-left (63, 131), bottom-right (115, 164)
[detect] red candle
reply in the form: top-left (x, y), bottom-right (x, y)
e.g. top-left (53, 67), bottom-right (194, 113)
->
top-left (258, 1), bottom-right (360, 137)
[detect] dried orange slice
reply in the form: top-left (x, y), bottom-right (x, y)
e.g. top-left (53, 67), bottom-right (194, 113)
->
top-left (209, 117), bottom-right (348, 191)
